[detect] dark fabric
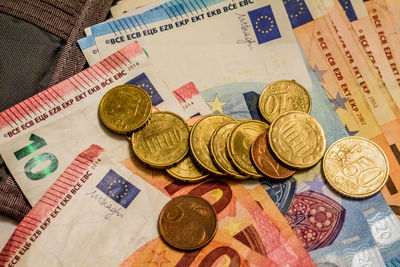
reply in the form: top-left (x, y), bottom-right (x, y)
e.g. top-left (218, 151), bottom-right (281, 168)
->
top-left (0, 12), bottom-right (64, 112)
top-left (0, 156), bottom-right (31, 222)
top-left (0, 0), bottom-right (114, 222)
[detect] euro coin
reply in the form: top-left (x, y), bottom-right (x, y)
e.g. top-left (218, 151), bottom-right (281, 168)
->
top-left (190, 114), bottom-right (235, 175)
top-left (258, 80), bottom-right (311, 124)
top-left (99, 84), bottom-right (151, 134)
top-left (251, 132), bottom-right (296, 179)
top-left (166, 115), bottom-right (209, 182)
top-left (210, 122), bottom-right (249, 179)
top-left (132, 111), bottom-right (189, 168)
top-left (227, 120), bottom-right (269, 178)
top-left (323, 137), bottom-right (389, 198)
top-left (166, 156), bottom-right (209, 182)
top-left (158, 195), bottom-right (217, 250)
top-left (269, 111), bottom-right (326, 169)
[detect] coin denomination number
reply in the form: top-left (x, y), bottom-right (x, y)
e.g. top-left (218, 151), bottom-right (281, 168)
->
top-left (341, 156), bottom-right (384, 187)
top-left (265, 93), bottom-right (287, 115)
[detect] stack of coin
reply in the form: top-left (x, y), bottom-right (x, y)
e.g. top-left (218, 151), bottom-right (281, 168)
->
top-left (98, 81), bottom-right (328, 182)
top-left (98, 82), bottom-right (388, 198)
top-left (98, 81), bottom-right (389, 253)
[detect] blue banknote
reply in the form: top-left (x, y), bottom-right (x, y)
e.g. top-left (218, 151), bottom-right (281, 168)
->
top-left (200, 62), bottom-right (400, 265)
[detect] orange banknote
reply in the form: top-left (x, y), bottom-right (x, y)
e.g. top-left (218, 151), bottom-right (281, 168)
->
top-left (121, 156), bottom-right (314, 266)
top-left (121, 229), bottom-right (280, 266)
top-left (321, 0), bottom-right (400, 218)
top-left (347, 0), bottom-right (400, 110)
top-left (286, 0), bottom-right (400, 219)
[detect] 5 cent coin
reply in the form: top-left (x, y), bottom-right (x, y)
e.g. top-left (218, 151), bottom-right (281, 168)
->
top-left (158, 195), bottom-right (217, 250)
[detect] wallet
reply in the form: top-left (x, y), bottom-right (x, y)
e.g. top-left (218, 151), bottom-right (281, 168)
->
top-left (0, 0), bottom-right (114, 221)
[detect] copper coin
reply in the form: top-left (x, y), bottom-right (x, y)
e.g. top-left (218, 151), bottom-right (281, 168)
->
top-left (158, 195), bottom-right (217, 250)
top-left (186, 115), bottom-right (204, 126)
top-left (251, 132), bottom-right (296, 179)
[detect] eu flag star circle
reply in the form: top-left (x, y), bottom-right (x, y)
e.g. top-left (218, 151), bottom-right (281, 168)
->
top-left (255, 16), bottom-right (275, 34)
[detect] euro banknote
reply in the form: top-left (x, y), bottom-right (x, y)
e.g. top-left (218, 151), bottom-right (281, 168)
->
top-left (345, 0), bottom-right (400, 110)
top-left (0, 42), bottom-right (210, 205)
top-left (283, 0), bottom-right (400, 223)
top-left (0, 145), bottom-right (314, 266)
top-left (199, 70), bottom-right (400, 266)
top-left (52, 0), bottom-right (400, 263)
top-left (382, 0), bottom-right (400, 37)
top-left (363, 1), bottom-right (400, 110)
top-left (120, 155), bottom-right (314, 266)
top-left (321, 0), bottom-right (400, 221)
top-left (4, 0), bottom-right (400, 265)
top-left (78, 0), bottom-right (225, 66)
top-left (110, 0), bottom-right (167, 18)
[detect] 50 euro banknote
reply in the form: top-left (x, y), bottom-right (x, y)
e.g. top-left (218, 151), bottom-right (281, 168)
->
top-left (282, 0), bottom-right (400, 221)
top-left (0, 145), bottom-right (313, 266)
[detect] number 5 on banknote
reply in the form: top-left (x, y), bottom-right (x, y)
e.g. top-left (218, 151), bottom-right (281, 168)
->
top-left (13, 134), bottom-right (58, 181)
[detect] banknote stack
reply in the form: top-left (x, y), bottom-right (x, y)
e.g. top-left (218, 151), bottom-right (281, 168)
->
top-left (1, 0), bottom-right (400, 266)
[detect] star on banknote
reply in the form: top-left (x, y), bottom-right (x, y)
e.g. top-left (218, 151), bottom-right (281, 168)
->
top-left (208, 94), bottom-right (226, 113)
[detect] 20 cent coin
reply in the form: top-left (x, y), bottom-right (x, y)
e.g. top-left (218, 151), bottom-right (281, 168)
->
top-left (210, 122), bottom-right (249, 179)
top-left (190, 114), bottom-right (235, 175)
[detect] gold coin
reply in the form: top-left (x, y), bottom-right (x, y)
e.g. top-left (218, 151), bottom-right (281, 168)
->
top-left (166, 156), bottom-right (209, 182)
top-left (269, 111), bottom-right (326, 169)
top-left (99, 84), bottom-right (152, 134)
top-left (190, 114), bottom-right (235, 175)
top-left (227, 120), bottom-right (269, 178)
top-left (132, 111), bottom-right (189, 168)
top-left (166, 115), bottom-right (209, 182)
top-left (210, 122), bottom-right (249, 179)
top-left (323, 137), bottom-right (389, 198)
top-left (258, 80), bottom-right (311, 124)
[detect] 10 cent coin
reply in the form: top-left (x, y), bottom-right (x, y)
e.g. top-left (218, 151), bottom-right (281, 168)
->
top-left (258, 80), bottom-right (311, 124)
top-left (269, 111), bottom-right (326, 169)
top-left (132, 111), bottom-right (189, 168)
